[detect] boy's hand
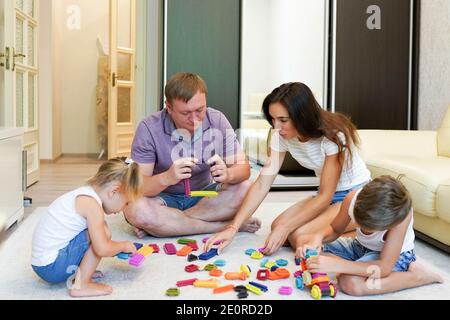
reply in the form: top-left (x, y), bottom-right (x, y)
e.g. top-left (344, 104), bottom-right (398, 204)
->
top-left (123, 241), bottom-right (137, 254)
top-left (295, 234), bottom-right (323, 259)
top-left (306, 255), bottom-right (342, 274)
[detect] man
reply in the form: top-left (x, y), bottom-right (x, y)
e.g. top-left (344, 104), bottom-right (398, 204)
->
top-left (124, 73), bottom-right (261, 238)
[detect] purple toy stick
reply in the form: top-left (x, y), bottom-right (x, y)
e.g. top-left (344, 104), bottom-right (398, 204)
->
top-left (183, 179), bottom-right (191, 197)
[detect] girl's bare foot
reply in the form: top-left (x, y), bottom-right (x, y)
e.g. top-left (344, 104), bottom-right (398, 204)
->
top-left (69, 282), bottom-right (113, 298)
top-left (134, 227), bottom-right (148, 239)
top-left (408, 261), bottom-right (444, 285)
top-left (239, 218), bottom-right (262, 233)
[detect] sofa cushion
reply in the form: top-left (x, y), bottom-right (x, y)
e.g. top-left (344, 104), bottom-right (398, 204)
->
top-left (437, 105), bottom-right (450, 157)
top-left (365, 155), bottom-right (450, 220)
top-left (437, 179), bottom-right (450, 224)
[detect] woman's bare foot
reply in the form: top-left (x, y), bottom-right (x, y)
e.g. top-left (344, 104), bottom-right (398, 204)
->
top-left (134, 227), bottom-right (148, 239)
top-left (239, 218), bottom-right (262, 233)
top-left (69, 282), bottom-right (113, 298)
top-left (92, 270), bottom-right (104, 280)
top-left (408, 261), bottom-right (444, 285)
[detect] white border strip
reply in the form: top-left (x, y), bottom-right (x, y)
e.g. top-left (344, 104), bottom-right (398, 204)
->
top-left (331, 0), bottom-right (337, 113)
top-left (163, 0), bottom-right (168, 94)
top-left (407, 0), bottom-right (414, 130)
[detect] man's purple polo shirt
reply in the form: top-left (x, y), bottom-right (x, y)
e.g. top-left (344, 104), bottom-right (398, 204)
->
top-left (131, 107), bottom-right (241, 194)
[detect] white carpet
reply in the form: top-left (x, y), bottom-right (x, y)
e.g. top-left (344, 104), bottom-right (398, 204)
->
top-left (0, 203), bottom-right (449, 300)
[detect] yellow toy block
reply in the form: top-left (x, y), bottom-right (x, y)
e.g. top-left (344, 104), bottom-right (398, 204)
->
top-left (240, 264), bottom-right (251, 277)
top-left (251, 251), bottom-right (264, 260)
top-left (137, 246), bottom-right (154, 257)
top-left (245, 284), bottom-right (262, 295)
top-left (265, 261), bottom-right (276, 269)
top-left (190, 191), bottom-right (219, 197)
top-left (193, 279), bottom-right (220, 288)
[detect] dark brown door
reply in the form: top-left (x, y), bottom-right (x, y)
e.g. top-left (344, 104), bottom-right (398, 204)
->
top-left (333, 0), bottom-right (413, 129)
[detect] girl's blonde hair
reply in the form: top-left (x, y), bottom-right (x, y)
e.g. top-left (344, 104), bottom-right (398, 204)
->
top-left (87, 157), bottom-right (142, 201)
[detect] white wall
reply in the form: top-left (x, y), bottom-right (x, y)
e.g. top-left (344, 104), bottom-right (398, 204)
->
top-left (53, 0), bottom-right (108, 155)
top-left (240, 0), bottom-right (328, 120)
top-left (418, 0), bottom-right (450, 130)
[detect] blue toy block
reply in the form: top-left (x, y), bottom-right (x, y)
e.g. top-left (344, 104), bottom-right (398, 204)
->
top-left (249, 281), bottom-right (268, 292)
top-left (270, 265), bottom-right (279, 272)
top-left (214, 259), bottom-right (226, 267)
top-left (199, 248), bottom-right (218, 261)
top-left (134, 242), bottom-right (144, 250)
top-left (260, 258), bottom-right (269, 268)
top-left (295, 257), bottom-right (301, 266)
top-left (245, 248), bottom-right (256, 256)
top-left (116, 252), bottom-right (130, 260)
top-left (276, 259), bottom-right (288, 267)
top-left (305, 248), bottom-right (318, 259)
top-left (296, 276), bottom-right (304, 290)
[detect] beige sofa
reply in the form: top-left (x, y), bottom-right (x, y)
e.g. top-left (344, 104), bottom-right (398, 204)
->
top-left (358, 105), bottom-right (450, 252)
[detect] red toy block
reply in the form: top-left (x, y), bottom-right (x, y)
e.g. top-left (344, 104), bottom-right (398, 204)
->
top-left (187, 242), bottom-right (199, 251)
top-left (257, 269), bottom-right (269, 281)
top-left (176, 278), bottom-right (198, 287)
top-left (148, 244), bottom-right (160, 253)
top-left (185, 264), bottom-right (200, 273)
top-left (164, 243), bottom-right (177, 255)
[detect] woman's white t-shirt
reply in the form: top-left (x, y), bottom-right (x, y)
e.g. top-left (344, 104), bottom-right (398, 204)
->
top-left (270, 131), bottom-right (371, 191)
top-left (31, 186), bottom-right (102, 267)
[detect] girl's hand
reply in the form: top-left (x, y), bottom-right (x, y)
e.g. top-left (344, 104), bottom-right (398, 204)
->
top-left (204, 227), bottom-right (237, 254)
top-left (123, 241), bottom-right (137, 254)
top-left (306, 254), bottom-right (342, 274)
top-left (263, 226), bottom-right (289, 256)
top-left (295, 234), bottom-right (323, 259)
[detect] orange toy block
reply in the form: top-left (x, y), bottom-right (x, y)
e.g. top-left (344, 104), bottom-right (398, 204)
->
top-left (268, 268), bottom-right (290, 280)
top-left (177, 245), bottom-right (193, 256)
top-left (209, 269), bottom-right (223, 277)
top-left (213, 284), bottom-right (235, 294)
top-left (137, 246), bottom-right (154, 257)
top-left (193, 279), bottom-right (220, 288)
top-left (224, 271), bottom-right (247, 281)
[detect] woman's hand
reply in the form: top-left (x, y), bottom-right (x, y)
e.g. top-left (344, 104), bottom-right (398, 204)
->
top-left (263, 226), bottom-right (290, 256)
top-left (204, 227), bottom-right (237, 254)
top-left (294, 233), bottom-right (323, 259)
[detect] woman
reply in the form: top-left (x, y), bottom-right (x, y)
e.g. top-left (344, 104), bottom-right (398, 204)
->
top-left (205, 82), bottom-right (371, 255)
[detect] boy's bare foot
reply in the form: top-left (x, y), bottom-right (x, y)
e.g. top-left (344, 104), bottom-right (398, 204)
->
top-left (408, 261), bottom-right (444, 284)
top-left (69, 282), bottom-right (113, 298)
top-left (134, 227), bottom-right (149, 239)
top-left (239, 218), bottom-right (262, 233)
top-left (92, 270), bottom-right (104, 280)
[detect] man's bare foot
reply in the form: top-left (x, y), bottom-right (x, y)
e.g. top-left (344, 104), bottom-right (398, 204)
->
top-left (408, 261), bottom-right (444, 285)
top-left (134, 227), bottom-right (148, 239)
top-left (92, 270), bottom-right (104, 280)
top-left (69, 282), bottom-right (113, 298)
top-left (239, 218), bottom-right (262, 233)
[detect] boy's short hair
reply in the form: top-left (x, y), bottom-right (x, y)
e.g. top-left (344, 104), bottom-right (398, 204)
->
top-left (165, 72), bottom-right (208, 104)
top-left (353, 175), bottom-right (412, 231)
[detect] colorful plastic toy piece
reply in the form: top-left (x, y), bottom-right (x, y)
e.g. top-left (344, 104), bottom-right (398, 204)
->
top-left (278, 286), bottom-right (293, 295)
top-left (237, 291), bottom-right (249, 299)
top-left (187, 254), bottom-right (198, 262)
top-left (305, 248), bottom-right (318, 259)
top-left (245, 248), bottom-right (256, 256)
top-left (163, 243), bottom-right (177, 255)
top-left (187, 242), bottom-right (199, 251)
top-left (166, 288), bottom-right (180, 296)
top-left (295, 276), bottom-right (305, 289)
top-left (294, 270), bottom-right (303, 278)
top-left (224, 271), bottom-right (247, 281)
top-left (177, 238), bottom-right (197, 245)
top-left (116, 252), bottom-right (130, 260)
top-left (185, 264), bottom-right (200, 273)
top-left (176, 278), bottom-right (198, 287)
top-left (148, 244), bottom-right (160, 253)
top-left (190, 191), bottom-right (219, 197)
top-left (177, 245), bottom-right (193, 256)
top-left (137, 246), bottom-right (154, 257)
top-left (193, 279), bottom-right (220, 288)
top-left (302, 270), bottom-right (313, 286)
top-left (251, 251), bottom-right (264, 260)
top-left (276, 259), bottom-right (288, 267)
top-left (270, 265), bottom-right (279, 272)
top-left (240, 264), bottom-right (251, 277)
top-left (258, 247), bottom-right (266, 253)
top-left (209, 269), bottom-right (223, 277)
top-left (133, 243), bottom-right (143, 250)
top-left (214, 259), bottom-right (226, 267)
top-left (248, 281), bottom-right (268, 292)
top-left (257, 269), bottom-right (269, 281)
top-left (260, 258), bottom-right (269, 268)
top-left (202, 237), bottom-right (222, 245)
top-left (199, 248), bottom-right (218, 261)
top-left (128, 253), bottom-right (145, 267)
top-left (213, 284), bottom-right (235, 294)
top-left (245, 283), bottom-right (262, 295)
top-left (310, 282), bottom-right (337, 300)
top-left (264, 261), bottom-right (276, 269)
top-left (183, 179), bottom-right (191, 197)
top-left (295, 257), bottom-right (301, 266)
top-left (203, 264), bottom-right (217, 271)
top-left (268, 268), bottom-right (290, 280)
top-left (234, 285), bottom-right (247, 292)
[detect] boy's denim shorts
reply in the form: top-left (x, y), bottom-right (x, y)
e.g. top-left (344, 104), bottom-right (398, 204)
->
top-left (158, 182), bottom-right (221, 211)
top-left (323, 237), bottom-right (416, 272)
top-left (32, 229), bottom-right (90, 284)
top-left (328, 181), bottom-right (371, 205)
